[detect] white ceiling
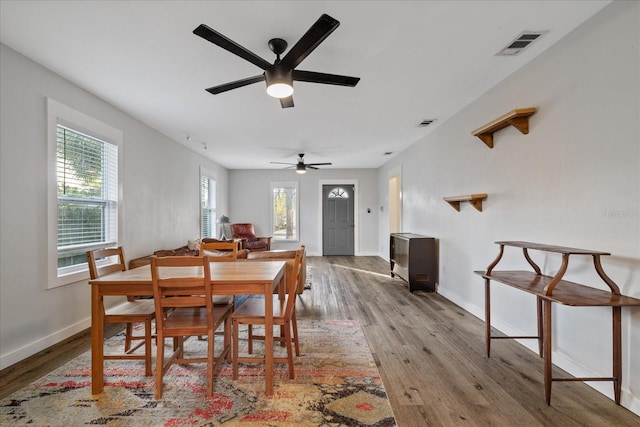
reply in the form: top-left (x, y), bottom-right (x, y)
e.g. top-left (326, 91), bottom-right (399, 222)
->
top-left (0, 1), bottom-right (610, 170)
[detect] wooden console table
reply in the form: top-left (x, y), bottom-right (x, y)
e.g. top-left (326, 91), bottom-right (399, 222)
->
top-left (474, 241), bottom-right (640, 405)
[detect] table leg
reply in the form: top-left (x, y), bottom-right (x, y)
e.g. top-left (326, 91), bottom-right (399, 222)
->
top-left (484, 278), bottom-right (491, 357)
top-left (613, 306), bottom-right (622, 404)
top-left (543, 300), bottom-right (552, 405)
top-left (536, 296), bottom-right (543, 357)
top-left (264, 282), bottom-right (274, 396)
top-left (91, 285), bottom-right (104, 394)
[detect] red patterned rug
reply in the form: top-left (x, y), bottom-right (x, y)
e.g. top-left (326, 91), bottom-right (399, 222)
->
top-left (1, 320), bottom-right (395, 426)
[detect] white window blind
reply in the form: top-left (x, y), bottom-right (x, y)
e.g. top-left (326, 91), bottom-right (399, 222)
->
top-left (200, 172), bottom-right (216, 238)
top-left (56, 125), bottom-right (118, 271)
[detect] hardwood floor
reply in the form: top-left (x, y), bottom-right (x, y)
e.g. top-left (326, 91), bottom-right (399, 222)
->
top-left (2, 256), bottom-right (639, 426)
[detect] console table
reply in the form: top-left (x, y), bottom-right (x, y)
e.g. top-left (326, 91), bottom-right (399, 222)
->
top-left (474, 241), bottom-right (640, 405)
top-left (390, 233), bottom-right (437, 292)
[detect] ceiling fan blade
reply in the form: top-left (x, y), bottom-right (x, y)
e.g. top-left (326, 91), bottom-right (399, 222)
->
top-left (293, 70), bottom-right (360, 87)
top-left (280, 96), bottom-right (294, 108)
top-left (270, 161), bottom-right (296, 165)
top-left (307, 165), bottom-right (319, 170)
top-left (205, 75), bottom-right (265, 94)
top-left (280, 14), bottom-right (340, 70)
top-left (306, 162), bottom-right (333, 166)
top-left (193, 24), bottom-right (272, 70)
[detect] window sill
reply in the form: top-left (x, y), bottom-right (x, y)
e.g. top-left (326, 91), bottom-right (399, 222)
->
top-left (48, 269), bottom-right (89, 289)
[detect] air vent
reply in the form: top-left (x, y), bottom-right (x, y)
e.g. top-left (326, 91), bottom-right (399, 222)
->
top-left (418, 119), bottom-right (436, 127)
top-left (497, 31), bottom-right (547, 56)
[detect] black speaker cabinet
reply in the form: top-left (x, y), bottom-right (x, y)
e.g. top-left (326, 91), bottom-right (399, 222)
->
top-left (390, 233), bottom-right (438, 292)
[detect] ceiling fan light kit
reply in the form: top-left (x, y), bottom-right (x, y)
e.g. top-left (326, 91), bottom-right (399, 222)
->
top-left (265, 66), bottom-right (294, 98)
top-left (272, 153), bottom-right (332, 173)
top-left (193, 13), bottom-right (360, 108)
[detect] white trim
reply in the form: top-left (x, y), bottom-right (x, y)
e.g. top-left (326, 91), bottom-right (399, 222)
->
top-left (318, 179), bottom-right (359, 255)
top-left (200, 166), bottom-right (217, 238)
top-left (270, 181), bottom-right (300, 242)
top-left (46, 98), bottom-right (123, 289)
top-left (0, 316), bottom-right (91, 370)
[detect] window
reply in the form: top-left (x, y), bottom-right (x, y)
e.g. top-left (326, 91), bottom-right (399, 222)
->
top-left (200, 168), bottom-right (216, 238)
top-left (57, 125), bottom-right (118, 269)
top-left (271, 182), bottom-right (299, 242)
top-left (47, 98), bottom-right (122, 288)
top-left (328, 187), bottom-right (350, 198)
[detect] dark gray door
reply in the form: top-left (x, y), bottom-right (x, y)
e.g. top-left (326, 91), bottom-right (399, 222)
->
top-left (322, 184), bottom-right (354, 255)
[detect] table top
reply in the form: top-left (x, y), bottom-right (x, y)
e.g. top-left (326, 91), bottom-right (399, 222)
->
top-left (89, 260), bottom-right (286, 285)
top-left (475, 270), bottom-right (640, 307)
top-left (495, 241), bottom-right (610, 256)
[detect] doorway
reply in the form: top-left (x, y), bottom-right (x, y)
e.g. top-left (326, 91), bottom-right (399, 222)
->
top-left (388, 170), bottom-right (401, 233)
top-left (322, 184), bottom-right (355, 255)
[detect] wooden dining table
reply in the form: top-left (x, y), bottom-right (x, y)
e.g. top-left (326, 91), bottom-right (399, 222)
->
top-left (88, 260), bottom-right (286, 396)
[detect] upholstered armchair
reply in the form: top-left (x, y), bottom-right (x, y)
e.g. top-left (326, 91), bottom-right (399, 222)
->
top-left (231, 223), bottom-right (271, 251)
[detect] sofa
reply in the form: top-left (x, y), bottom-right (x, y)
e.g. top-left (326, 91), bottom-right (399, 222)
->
top-left (127, 240), bottom-right (306, 294)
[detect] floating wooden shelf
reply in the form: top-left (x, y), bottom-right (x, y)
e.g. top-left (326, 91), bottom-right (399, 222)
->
top-left (472, 107), bottom-right (537, 148)
top-left (443, 193), bottom-right (488, 212)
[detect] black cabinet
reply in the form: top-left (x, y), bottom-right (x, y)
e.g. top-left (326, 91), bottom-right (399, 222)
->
top-left (390, 233), bottom-right (438, 292)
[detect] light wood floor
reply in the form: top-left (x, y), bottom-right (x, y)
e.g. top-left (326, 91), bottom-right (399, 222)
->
top-left (2, 256), bottom-right (639, 426)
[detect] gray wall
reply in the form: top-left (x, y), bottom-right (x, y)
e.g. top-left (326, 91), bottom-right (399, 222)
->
top-left (0, 43), bottom-right (229, 368)
top-left (378, 1), bottom-right (639, 413)
top-left (229, 168), bottom-right (379, 256)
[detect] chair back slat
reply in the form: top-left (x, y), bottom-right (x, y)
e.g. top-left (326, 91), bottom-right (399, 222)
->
top-left (151, 256), bottom-right (214, 329)
top-left (283, 246), bottom-right (304, 319)
top-left (87, 247), bottom-right (126, 280)
top-left (199, 241), bottom-right (238, 260)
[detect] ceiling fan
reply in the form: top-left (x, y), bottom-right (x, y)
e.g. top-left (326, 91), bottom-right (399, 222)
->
top-left (271, 153), bottom-right (332, 174)
top-left (193, 14), bottom-right (360, 108)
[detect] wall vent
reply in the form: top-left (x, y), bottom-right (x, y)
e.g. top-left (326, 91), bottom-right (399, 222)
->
top-left (497, 31), bottom-right (547, 56)
top-left (418, 119), bottom-right (436, 127)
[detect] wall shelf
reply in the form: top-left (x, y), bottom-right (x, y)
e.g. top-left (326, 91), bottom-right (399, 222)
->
top-left (472, 107), bottom-right (537, 148)
top-left (443, 194), bottom-right (487, 212)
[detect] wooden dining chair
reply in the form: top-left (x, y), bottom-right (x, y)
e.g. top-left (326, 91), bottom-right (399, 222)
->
top-left (199, 240), bottom-right (238, 260)
top-left (150, 255), bottom-right (233, 399)
top-left (231, 246), bottom-right (304, 380)
top-left (199, 240), bottom-right (239, 308)
top-left (87, 247), bottom-right (155, 376)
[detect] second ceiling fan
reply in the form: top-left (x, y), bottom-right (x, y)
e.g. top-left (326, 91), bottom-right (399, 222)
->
top-left (193, 14), bottom-right (360, 108)
top-left (271, 153), bottom-right (332, 174)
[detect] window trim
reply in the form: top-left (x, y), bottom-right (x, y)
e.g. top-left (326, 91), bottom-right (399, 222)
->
top-left (200, 166), bottom-right (217, 239)
top-left (47, 98), bottom-right (123, 289)
top-left (270, 181), bottom-right (300, 242)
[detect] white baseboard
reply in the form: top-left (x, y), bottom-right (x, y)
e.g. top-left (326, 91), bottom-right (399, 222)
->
top-left (0, 317), bottom-right (91, 370)
top-left (438, 287), bottom-right (640, 417)
top-left (306, 252), bottom-right (381, 257)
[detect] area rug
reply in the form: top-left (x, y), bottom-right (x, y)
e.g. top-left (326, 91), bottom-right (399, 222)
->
top-left (0, 320), bottom-right (395, 426)
top-left (304, 266), bottom-right (313, 289)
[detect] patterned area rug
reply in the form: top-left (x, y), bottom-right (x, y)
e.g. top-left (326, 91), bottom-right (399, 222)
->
top-left (305, 266), bottom-right (313, 289)
top-left (1, 320), bottom-right (395, 426)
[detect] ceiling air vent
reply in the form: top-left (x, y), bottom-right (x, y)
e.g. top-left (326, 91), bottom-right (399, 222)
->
top-left (497, 31), bottom-right (547, 56)
top-left (418, 119), bottom-right (436, 127)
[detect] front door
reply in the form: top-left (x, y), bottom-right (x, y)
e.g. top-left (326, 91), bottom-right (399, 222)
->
top-left (322, 184), bottom-right (354, 255)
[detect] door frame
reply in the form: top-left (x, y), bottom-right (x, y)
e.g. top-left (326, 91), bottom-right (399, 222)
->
top-left (318, 179), bottom-right (359, 256)
top-left (388, 165), bottom-right (402, 234)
